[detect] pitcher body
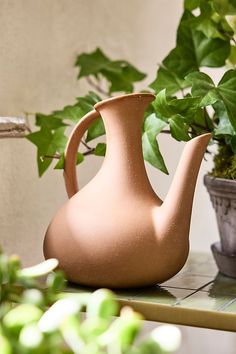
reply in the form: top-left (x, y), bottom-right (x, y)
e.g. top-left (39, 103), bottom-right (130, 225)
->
top-left (44, 93), bottom-right (211, 288)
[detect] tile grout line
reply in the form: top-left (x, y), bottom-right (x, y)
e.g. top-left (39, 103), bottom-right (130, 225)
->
top-left (163, 282), bottom-right (214, 290)
top-left (172, 280), bottom-right (215, 307)
top-left (217, 298), bottom-right (236, 312)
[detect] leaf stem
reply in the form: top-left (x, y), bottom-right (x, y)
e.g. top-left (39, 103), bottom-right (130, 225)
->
top-left (43, 147), bottom-right (96, 161)
top-left (231, 37), bottom-right (236, 45)
top-left (44, 154), bottom-right (61, 160)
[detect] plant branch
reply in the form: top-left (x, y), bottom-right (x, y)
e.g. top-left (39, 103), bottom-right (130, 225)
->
top-left (43, 148), bottom-right (96, 161)
top-left (81, 139), bottom-right (92, 150)
top-left (161, 130), bottom-right (171, 134)
top-left (86, 76), bottom-right (110, 98)
top-left (191, 121), bottom-right (209, 132)
top-left (83, 148), bottom-right (95, 156)
top-left (203, 108), bottom-right (212, 131)
top-left (231, 37), bottom-right (236, 45)
top-left (44, 154), bottom-right (61, 159)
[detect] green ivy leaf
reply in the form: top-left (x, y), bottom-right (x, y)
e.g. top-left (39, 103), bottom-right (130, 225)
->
top-left (94, 143), bottom-right (106, 156)
top-left (150, 11), bottom-right (230, 95)
top-left (81, 91), bottom-right (102, 104)
top-left (213, 101), bottom-right (235, 136)
top-left (142, 114), bottom-right (168, 174)
top-left (35, 114), bottom-right (67, 129)
top-left (186, 70), bottom-right (236, 131)
top-left (76, 152), bottom-right (84, 165)
top-left (152, 90), bottom-right (175, 119)
top-left (188, 2), bottom-right (226, 39)
top-left (102, 61), bottom-right (146, 93)
top-left (169, 115), bottom-right (190, 141)
top-left (149, 66), bottom-right (188, 95)
top-left (54, 154), bottom-right (65, 169)
top-left (75, 48), bottom-right (110, 78)
top-left (186, 71), bottom-right (219, 106)
top-left (51, 128), bottom-right (68, 153)
top-left (28, 92), bottom-right (102, 176)
top-left (27, 127), bottom-right (67, 176)
top-left (217, 70), bottom-right (236, 130)
top-left (86, 118), bottom-right (105, 142)
top-left (201, 90), bottom-right (220, 107)
top-left (53, 92), bottom-right (102, 123)
top-left (170, 96), bottom-right (201, 115)
top-left (228, 45), bottom-right (236, 65)
top-left (230, 135), bottom-right (236, 153)
top-left (143, 113), bottom-right (167, 136)
top-left (184, 0), bottom-right (200, 10)
top-left (53, 104), bottom-right (87, 122)
top-left (153, 90), bottom-right (201, 125)
top-left (186, 72), bottom-right (215, 96)
top-left (191, 30), bottom-right (230, 67)
top-left (213, 0), bottom-right (236, 15)
top-left (75, 48), bottom-right (146, 94)
top-left (54, 152), bottom-right (84, 170)
top-left (142, 133), bottom-right (168, 174)
top-left (27, 128), bottom-right (54, 176)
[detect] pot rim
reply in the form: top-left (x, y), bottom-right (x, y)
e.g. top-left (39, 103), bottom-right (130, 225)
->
top-left (204, 174), bottom-right (236, 192)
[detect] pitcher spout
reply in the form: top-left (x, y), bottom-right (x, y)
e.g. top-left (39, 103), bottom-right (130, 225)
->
top-left (160, 133), bottom-right (212, 237)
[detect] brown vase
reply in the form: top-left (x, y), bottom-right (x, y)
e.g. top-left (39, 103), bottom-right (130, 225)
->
top-left (44, 93), bottom-right (211, 289)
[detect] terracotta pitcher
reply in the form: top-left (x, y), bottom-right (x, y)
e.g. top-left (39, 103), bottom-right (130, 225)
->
top-left (44, 93), bottom-right (211, 288)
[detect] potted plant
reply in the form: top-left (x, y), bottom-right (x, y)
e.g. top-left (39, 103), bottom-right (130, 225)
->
top-left (0, 247), bottom-right (181, 354)
top-left (26, 1), bottom-right (236, 276)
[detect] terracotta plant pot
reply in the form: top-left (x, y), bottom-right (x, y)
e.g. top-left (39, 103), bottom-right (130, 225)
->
top-left (44, 93), bottom-right (211, 289)
top-left (204, 175), bottom-right (236, 278)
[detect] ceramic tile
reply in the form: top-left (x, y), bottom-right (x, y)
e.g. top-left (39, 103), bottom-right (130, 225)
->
top-left (62, 253), bottom-right (236, 331)
top-left (221, 299), bottom-right (236, 313)
top-left (181, 257), bottom-right (217, 276)
top-left (188, 261), bottom-right (218, 277)
top-left (176, 290), bottom-right (234, 310)
top-left (202, 273), bottom-right (236, 296)
top-left (129, 286), bottom-right (193, 305)
top-left (161, 273), bottom-right (214, 290)
top-left (185, 253), bottom-right (211, 266)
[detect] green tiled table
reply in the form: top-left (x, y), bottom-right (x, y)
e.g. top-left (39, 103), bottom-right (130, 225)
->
top-left (65, 253), bottom-right (236, 332)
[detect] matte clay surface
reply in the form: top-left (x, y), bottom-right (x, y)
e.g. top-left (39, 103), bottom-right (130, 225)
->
top-left (44, 93), bottom-right (211, 288)
top-left (65, 253), bottom-right (236, 332)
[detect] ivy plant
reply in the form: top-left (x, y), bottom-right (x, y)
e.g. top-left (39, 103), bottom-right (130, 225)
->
top-left (27, 0), bottom-right (236, 179)
top-left (0, 248), bottom-right (181, 354)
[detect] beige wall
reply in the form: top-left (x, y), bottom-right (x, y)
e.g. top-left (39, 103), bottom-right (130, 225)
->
top-left (0, 2), bottom-right (233, 353)
top-left (0, 0), bottom-right (218, 265)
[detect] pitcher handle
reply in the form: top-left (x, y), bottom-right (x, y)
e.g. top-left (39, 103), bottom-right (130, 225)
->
top-left (64, 109), bottom-right (100, 198)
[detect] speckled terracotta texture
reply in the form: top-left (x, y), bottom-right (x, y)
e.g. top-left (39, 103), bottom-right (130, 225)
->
top-left (44, 93), bottom-right (211, 288)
